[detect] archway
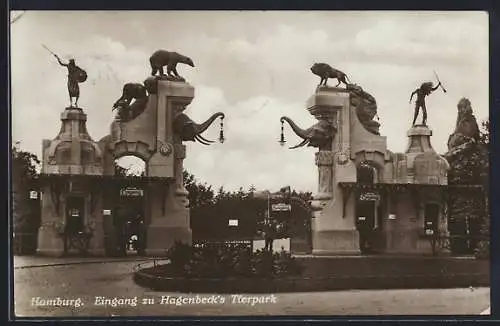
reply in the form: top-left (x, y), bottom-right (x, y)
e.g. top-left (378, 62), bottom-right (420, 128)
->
top-left (112, 155), bottom-right (147, 256)
top-left (355, 161), bottom-right (379, 254)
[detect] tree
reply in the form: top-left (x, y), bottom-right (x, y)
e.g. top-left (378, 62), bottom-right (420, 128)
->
top-left (12, 145), bottom-right (41, 254)
top-left (183, 170), bottom-right (215, 209)
top-left (12, 145), bottom-right (40, 181)
top-left (479, 120), bottom-right (489, 146)
top-left (251, 187), bottom-right (313, 251)
top-left (183, 170), bottom-right (218, 240)
top-left (475, 119), bottom-right (490, 258)
top-left (114, 163), bottom-right (130, 177)
top-left (446, 117), bottom-right (489, 256)
top-left (185, 173), bottom-right (314, 248)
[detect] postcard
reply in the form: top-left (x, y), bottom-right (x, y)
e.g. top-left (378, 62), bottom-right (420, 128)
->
top-left (10, 10), bottom-right (490, 318)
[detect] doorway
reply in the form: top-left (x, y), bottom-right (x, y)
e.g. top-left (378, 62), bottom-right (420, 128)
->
top-left (113, 187), bottom-right (146, 256)
top-left (424, 203), bottom-right (439, 235)
top-left (66, 196), bottom-right (85, 235)
top-left (64, 195), bottom-right (90, 255)
top-left (356, 161), bottom-right (378, 254)
top-left (356, 200), bottom-right (376, 254)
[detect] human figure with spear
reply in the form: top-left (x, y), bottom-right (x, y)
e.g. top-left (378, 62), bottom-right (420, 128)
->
top-left (43, 44), bottom-right (87, 108)
top-left (409, 71), bottom-right (447, 126)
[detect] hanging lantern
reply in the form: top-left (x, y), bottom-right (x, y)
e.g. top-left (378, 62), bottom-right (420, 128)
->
top-left (218, 116), bottom-right (225, 143)
top-left (279, 119), bottom-right (286, 146)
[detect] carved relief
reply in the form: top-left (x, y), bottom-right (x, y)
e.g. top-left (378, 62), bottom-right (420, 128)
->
top-left (171, 103), bottom-right (187, 116)
top-left (336, 152), bottom-right (349, 165)
top-left (174, 144), bottom-right (186, 159)
top-left (315, 151), bottom-right (335, 166)
top-left (158, 142), bottom-right (174, 157)
top-left (318, 165), bottom-right (334, 194)
top-left (346, 83), bottom-right (380, 135)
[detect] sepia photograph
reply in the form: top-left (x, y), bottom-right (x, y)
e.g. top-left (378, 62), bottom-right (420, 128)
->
top-left (10, 10), bottom-right (490, 318)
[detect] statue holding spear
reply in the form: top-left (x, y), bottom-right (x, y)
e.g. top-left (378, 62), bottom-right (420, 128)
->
top-left (43, 44), bottom-right (87, 108)
top-left (409, 71), bottom-right (446, 126)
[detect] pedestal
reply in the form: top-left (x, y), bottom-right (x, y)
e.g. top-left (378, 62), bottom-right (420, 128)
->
top-left (37, 224), bottom-right (64, 256)
top-left (147, 81), bottom-right (194, 178)
top-left (307, 87), bottom-right (361, 255)
top-left (144, 177), bottom-right (191, 256)
top-left (145, 225), bottom-right (192, 256)
top-left (311, 186), bottom-right (361, 255)
top-left (145, 186), bottom-right (192, 256)
top-left (87, 219), bottom-right (106, 256)
top-left (406, 125), bottom-right (434, 154)
top-left (312, 230), bottom-right (360, 255)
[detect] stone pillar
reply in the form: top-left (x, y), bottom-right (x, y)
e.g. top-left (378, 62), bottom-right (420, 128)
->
top-left (145, 81), bottom-right (193, 255)
top-left (389, 124), bottom-right (451, 254)
top-left (406, 125), bottom-right (434, 153)
top-left (147, 82), bottom-right (193, 178)
top-left (308, 87), bottom-right (360, 255)
top-left (38, 107), bottom-right (104, 256)
top-left (86, 192), bottom-right (106, 256)
top-left (314, 151), bottom-right (335, 207)
top-left (173, 143), bottom-right (189, 205)
top-left (37, 185), bottom-right (65, 256)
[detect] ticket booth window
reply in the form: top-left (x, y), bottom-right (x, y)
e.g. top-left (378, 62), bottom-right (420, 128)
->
top-left (356, 162), bottom-right (378, 253)
top-left (424, 203), bottom-right (440, 236)
top-left (66, 196), bottom-right (85, 234)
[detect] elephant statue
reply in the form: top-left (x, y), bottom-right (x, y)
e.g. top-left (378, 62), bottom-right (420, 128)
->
top-left (173, 112), bottom-right (225, 145)
top-left (280, 116), bottom-right (336, 150)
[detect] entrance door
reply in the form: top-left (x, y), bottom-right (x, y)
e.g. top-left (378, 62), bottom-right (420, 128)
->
top-left (424, 203), bottom-right (439, 235)
top-left (114, 187), bottom-right (146, 256)
top-left (66, 196), bottom-right (85, 235)
top-left (356, 200), bottom-right (376, 254)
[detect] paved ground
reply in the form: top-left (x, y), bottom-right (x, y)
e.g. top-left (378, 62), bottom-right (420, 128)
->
top-left (13, 258), bottom-right (490, 318)
top-left (13, 255), bottom-right (152, 269)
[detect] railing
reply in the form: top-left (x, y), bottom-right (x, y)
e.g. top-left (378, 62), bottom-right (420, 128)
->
top-left (66, 232), bottom-right (93, 255)
top-left (192, 240), bottom-right (253, 252)
top-left (132, 258), bottom-right (171, 273)
top-left (424, 234), bottom-right (490, 256)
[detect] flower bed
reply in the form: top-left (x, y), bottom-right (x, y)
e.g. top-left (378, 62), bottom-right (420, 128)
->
top-left (133, 242), bottom-right (490, 293)
top-left (163, 241), bottom-right (304, 279)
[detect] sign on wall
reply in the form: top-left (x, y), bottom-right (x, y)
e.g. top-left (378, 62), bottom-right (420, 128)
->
top-left (359, 192), bottom-right (380, 201)
top-left (271, 203), bottom-right (292, 211)
top-left (120, 187), bottom-right (144, 197)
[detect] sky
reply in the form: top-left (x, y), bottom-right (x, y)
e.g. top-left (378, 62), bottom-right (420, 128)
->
top-left (10, 11), bottom-right (489, 193)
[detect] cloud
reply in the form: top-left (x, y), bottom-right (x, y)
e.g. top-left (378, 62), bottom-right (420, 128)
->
top-left (10, 11), bottom-right (489, 193)
top-left (184, 87), bottom-right (317, 191)
top-left (353, 18), bottom-right (487, 66)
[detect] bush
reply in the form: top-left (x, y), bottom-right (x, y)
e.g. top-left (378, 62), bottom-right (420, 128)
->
top-left (165, 242), bottom-right (304, 279)
top-left (474, 214), bottom-right (490, 260)
top-left (165, 241), bottom-right (194, 273)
